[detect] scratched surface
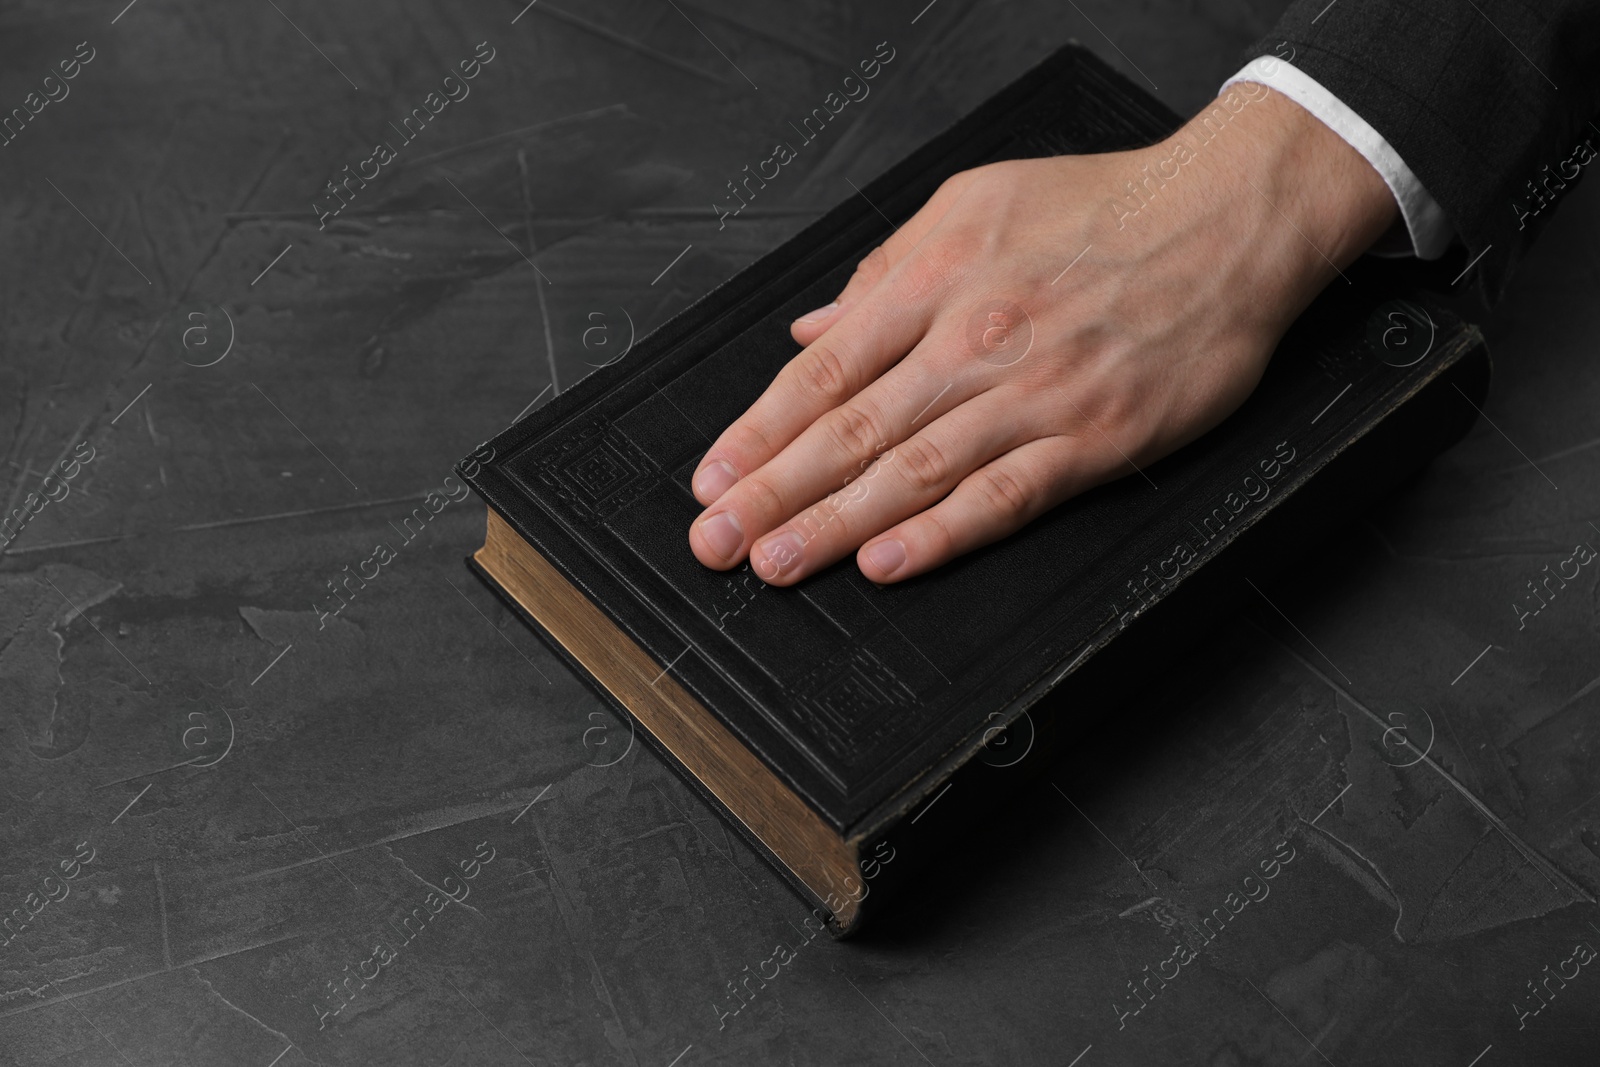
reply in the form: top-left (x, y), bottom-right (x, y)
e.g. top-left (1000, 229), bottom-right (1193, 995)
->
top-left (1, 1), bottom-right (1597, 1065)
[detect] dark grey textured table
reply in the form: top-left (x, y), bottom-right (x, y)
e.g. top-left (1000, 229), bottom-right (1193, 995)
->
top-left (2, 2), bottom-right (1597, 1064)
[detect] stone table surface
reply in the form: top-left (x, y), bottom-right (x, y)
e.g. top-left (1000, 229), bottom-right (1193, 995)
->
top-left (2, 1), bottom-right (1598, 1065)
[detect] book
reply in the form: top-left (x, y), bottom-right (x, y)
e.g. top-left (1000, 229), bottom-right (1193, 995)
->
top-left (457, 44), bottom-right (1490, 935)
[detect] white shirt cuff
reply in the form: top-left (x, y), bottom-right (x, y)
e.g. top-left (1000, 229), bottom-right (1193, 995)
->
top-left (1222, 56), bottom-right (1453, 260)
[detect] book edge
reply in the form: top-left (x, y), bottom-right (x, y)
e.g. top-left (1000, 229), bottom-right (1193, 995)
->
top-left (472, 509), bottom-right (866, 930)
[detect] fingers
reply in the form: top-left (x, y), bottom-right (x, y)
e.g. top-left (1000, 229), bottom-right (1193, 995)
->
top-left (737, 389), bottom-right (1038, 585)
top-left (691, 286), bottom-right (935, 512)
top-left (694, 177), bottom-right (990, 509)
top-left (694, 175), bottom-right (984, 510)
top-left (856, 435), bottom-right (1118, 583)
top-left (692, 330), bottom-right (981, 571)
top-left (789, 170), bottom-right (979, 345)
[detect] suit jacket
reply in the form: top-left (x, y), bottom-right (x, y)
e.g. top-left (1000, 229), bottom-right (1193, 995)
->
top-left (1257, 0), bottom-right (1600, 301)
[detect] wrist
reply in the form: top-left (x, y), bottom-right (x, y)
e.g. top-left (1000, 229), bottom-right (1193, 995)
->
top-left (1163, 85), bottom-right (1399, 290)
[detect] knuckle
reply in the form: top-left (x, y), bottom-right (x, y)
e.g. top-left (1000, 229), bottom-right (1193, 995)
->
top-left (938, 167), bottom-right (984, 198)
top-left (917, 511), bottom-right (956, 559)
top-left (1052, 372), bottom-right (1130, 437)
top-left (793, 495), bottom-right (854, 543)
top-left (972, 465), bottom-right (1032, 520)
top-left (825, 402), bottom-right (888, 461)
top-left (734, 474), bottom-right (786, 520)
top-left (853, 245), bottom-right (889, 285)
top-left (795, 345), bottom-right (852, 406)
top-left (923, 238), bottom-right (970, 279)
top-left (897, 240), bottom-right (967, 298)
top-left (721, 419), bottom-right (777, 464)
top-left (1077, 385), bottom-right (1145, 451)
top-left (893, 436), bottom-right (951, 494)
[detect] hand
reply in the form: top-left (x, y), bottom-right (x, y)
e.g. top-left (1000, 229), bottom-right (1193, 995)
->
top-left (687, 84), bottom-right (1398, 585)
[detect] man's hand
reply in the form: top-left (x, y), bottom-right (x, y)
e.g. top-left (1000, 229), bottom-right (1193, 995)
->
top-left (687, 84), bottom-right (1398, 585)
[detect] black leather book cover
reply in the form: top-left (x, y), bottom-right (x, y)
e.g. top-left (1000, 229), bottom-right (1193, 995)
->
top-left (458, 45), bottom-right (1488, 906)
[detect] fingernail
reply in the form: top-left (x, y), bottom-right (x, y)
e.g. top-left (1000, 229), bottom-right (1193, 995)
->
top-left (755, 530), bottom-right (805, 577)
top-left (694, 459), bottom-right (738, 502)
top-left (795, 302), bottom-right (839, 325)
top-left (698, 511), bottom-right (744, 560)
top-left (864, 539), bottom-right (906, 576)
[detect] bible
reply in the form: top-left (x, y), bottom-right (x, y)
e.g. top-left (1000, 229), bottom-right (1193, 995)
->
top-left (458, 45), bottom-right (1489, 934)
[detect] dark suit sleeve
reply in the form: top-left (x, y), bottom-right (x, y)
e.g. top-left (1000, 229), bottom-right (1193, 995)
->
top-left (1250, 0), bottom-right (1600, 302)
